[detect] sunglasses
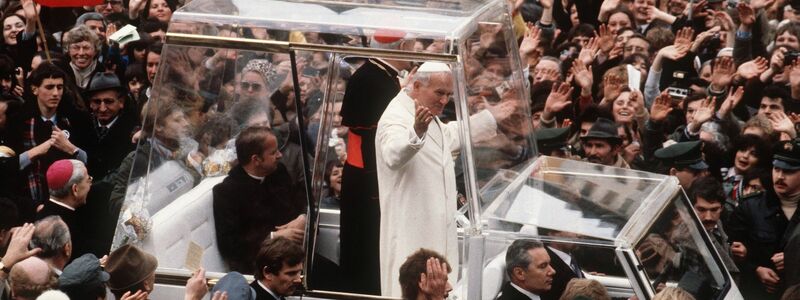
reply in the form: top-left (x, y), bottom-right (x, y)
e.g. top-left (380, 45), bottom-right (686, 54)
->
top-left (240, 81), bottom-right (263, 91)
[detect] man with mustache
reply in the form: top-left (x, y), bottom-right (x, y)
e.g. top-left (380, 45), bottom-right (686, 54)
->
top-left (252, 237), bottom-right (305, 300)
top-left (728, 139), bottom-right (800, 299)
top-left (773, 139), bottom-right (800, 291)
top-left (687, 176), bottom-right (741, 282)
top-left (579, 118), bottom-right (628, 168)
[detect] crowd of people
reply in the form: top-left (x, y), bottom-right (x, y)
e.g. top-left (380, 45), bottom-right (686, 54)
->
top-left (0, 0), bottom-right (798, 299)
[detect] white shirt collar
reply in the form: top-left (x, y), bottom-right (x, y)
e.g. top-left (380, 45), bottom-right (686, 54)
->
top-left (257, 280), bottom-right (282, 300)
top-left (49, 198), bottom-right (75, 211)
top-left (547, 246), bottom-right (572, 267)
top-left (41, 114), bottom-right (57, 123)
top-left (245, 170), bottom-right (265, 182)
top-left (510, 282), bottom-right (541, 300)
top-left (98, 115), bottom-right (119, 128)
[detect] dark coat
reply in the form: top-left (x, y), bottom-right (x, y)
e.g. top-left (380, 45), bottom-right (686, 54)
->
top-left (727, 192), bottom-right (799, 299)
top-left (250, 280), bottom-right (278, 300)
top-left (540, 247), bottom-right (580, 300)
top-left (495, 281), bottom-right (535, 300)
top-left (36, 199), bottom-right (88, 259)
top-left (338, 58), bottom-right (400, 294)
top-left (83, 114), bottom-right (138, 180)
top-left (0, 31), bottom-right (37, 72)
top-left (784, 224), bottom-right (800, 287)
top-left (213, 164), bottom-right (305, 273)
top-left (6, 103), bottom-right (92, 205)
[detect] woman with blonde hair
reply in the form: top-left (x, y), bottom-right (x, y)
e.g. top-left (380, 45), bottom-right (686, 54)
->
top-left (558, 279), bottom-right (611, 300)
top-left (653, 287), bottom-right (696, 300)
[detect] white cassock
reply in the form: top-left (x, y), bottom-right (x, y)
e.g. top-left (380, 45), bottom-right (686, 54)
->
top-left (375, 90), bottom-right (497, 297)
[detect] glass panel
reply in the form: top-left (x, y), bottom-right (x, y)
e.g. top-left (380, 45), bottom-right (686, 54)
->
top-left (634, 195), bottom-right (729, 299)
top-left (482, 156), bottom-right (667, 242)
top-left (110, 40), bottom-right (310, 275)
top-left (172, 0), bottom-right (495, 41)
top-left (459, 7), bottom-right (538, 221)
top-left (306, 52), bottom-right (486, 295)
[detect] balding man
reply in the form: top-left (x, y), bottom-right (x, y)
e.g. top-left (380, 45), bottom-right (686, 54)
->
top-left (37, 159), bottom-right (91, 259)
top-left (8, 257), bottom-right (58, 300)
top-left (376, 62), bottom-right (514, 296)
top-left (213, 126), bottom-right (306, 273)
top-left (30, 216), bottom-right (72, 276)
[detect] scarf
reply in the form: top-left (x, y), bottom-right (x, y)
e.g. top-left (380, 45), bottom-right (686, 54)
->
top-left (70, 59), bottom-right (97, 89)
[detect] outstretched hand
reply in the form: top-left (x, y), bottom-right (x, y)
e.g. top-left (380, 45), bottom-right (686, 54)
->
top-left (414, 99), bottom-right (434, 138)
top-left (544, 81), bottom-right (573, 115)
top-left (519, 23), bottom-right (542, 58)
top-left (1, 223), bottom-right (42, 269)
top-left (649, 91), bottom-right (673, 123)
top-left (738, 56), bottom-right (769, 79)
top-left (719, 86), bottom-right (744, 117)
top-left (418, 257), bottom-right (450, 300)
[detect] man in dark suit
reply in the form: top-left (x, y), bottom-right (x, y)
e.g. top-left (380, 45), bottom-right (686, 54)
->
top-left (7, 63), bottom-right (92, 207)
top-left (82, 72), bottom-right (137, 180)
top-left (214, 126), bottom-right (306, 273)
top-left (80, 72), bottom-right (138, 257)
top-left (36, 159), bottom-right (91, 259)
top-left (540, 231), bottom-right (583, 300)
top-left (251, 237), bottom-right (305, 300)
top-left (496, 239), bottom-right (556, 300)
top-left (338, 29), bottom-right (415, 294)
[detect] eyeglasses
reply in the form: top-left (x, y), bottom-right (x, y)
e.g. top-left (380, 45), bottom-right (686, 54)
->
top-left (104, 0), bottom-right (123, 6)
top-left (240, 81), bottom-right (263, 91)
top-left (90, 98), bottom-right (118, 105)
top-left (68, 44), bottom-right (94, 52)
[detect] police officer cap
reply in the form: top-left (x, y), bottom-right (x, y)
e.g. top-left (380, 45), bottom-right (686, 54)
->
top-left (654, 140), bottom-right (708, 170)
top-left (773, 139), bottom-right (800, 170)
top-left (535, 127), bottom-right (570, 152)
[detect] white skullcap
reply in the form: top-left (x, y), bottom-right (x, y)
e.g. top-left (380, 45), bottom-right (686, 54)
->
top-left (417, 62), bottom-right (451, 73)
top-left (36, 290), bottom-right (70, 300)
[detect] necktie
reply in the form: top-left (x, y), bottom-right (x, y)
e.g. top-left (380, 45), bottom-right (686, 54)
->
top-left (98, 126), bottom-right (109, 138)
top-left (570, 259), bottom-right (584, 278)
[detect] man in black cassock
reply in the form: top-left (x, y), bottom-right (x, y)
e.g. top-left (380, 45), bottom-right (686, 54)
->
top-left (338, 29), bottom-right (414, 294)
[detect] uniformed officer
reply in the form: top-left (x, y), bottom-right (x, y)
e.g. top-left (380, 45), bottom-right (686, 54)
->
top-left (654, 140), bottom-right (709, 188)
top-left (728, 139), bottom-right (800, 299)
top-left (535, 127), bottom-right (571, 158)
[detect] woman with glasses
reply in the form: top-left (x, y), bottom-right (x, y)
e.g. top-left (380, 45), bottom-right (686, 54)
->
top-left (63, 25), bottom-right (104, 92)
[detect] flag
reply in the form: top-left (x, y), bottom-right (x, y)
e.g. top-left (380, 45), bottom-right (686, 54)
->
top-left (35, 0), bottom-right (104, 7)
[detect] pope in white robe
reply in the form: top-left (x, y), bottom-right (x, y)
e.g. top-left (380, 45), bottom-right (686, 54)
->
top-left (375, 62), bottom-right (504, 297)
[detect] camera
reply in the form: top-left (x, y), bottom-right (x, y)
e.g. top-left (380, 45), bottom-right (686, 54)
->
top-left (666, 71), bottom-right (691, 102)
top-left (784, 50), bottom-right (800, 66)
